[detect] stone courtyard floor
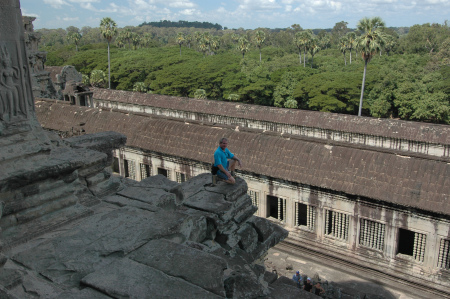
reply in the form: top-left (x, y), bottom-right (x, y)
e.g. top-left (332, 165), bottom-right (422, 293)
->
top-left (265, 244), bottom-right (437, 299)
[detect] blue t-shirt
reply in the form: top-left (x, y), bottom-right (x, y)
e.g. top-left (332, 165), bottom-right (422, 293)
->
top-left (214, 147), bottom-right (234, 172)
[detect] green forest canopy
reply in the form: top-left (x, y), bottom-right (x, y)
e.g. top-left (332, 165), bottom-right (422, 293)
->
top-left (38, 20), bottom-right (450, 124)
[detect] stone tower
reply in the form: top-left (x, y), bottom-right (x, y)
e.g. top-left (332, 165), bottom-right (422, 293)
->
top-left (0, 0), bottom-right (36, 127)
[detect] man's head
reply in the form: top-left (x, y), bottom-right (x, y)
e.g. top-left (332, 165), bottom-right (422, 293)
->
top-left (296, 271), bottom-right (300, 275)
top-left (219, 137), bottom-right (228, 150)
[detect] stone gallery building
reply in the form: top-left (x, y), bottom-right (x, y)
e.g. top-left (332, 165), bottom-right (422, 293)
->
top-left (35, 88), bottom-right (450, 296)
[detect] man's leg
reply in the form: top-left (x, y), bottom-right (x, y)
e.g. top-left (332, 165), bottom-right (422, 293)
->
top-left (217, 170), bottom-right (235, 184)
top-left (229, 159), bottom-right (236, 171)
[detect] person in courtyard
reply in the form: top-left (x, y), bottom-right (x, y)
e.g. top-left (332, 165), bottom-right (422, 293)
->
top-left (304, 277), bottom-right (313, 292)
top-left (292, 270), bottom-right (302, 288)
top-left (213, 137), bottom-right (242, 184)
top-left (314, 281), bottom-right (325, 296)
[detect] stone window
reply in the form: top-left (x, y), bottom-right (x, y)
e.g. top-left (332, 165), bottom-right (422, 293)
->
top-left (112, 157), bottom-right (120, 174)
top-left (267, 195), bottom-right (286, 222)
top-left (438, 239), bottom-right (450, 269)
top-left (124, 159), bottom-right (136, 180)
top-left (359, 219), bottom-right (385, 251)
top-left (157, 167), bottom-right (170, 179)
top-left (248, 190), bottom-right (259, 207)
top-left (295, 202), bottom-right (315, 230)
top-left (176, 172), bottom-right (187, 183)
top-left (397, 228), bottom-right (426, 262)
top-left (325, 210), bottom-right (349, 241)
top-left (140, 163), bottom-right (151, 180)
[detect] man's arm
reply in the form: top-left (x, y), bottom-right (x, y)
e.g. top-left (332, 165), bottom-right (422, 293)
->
top-left (231, 155), bottom-right (242, 167)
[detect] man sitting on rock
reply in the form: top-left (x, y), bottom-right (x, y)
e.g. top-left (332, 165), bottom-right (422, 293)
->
top-left (213, 137), bottom-right (242, 184)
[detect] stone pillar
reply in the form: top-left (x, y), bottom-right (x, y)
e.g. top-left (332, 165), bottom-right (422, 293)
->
top-left (0, 0), bottom-right (36, 125)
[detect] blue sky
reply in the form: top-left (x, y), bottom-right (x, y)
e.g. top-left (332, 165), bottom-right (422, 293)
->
top-left (20, 0), bottom-right (450, 30)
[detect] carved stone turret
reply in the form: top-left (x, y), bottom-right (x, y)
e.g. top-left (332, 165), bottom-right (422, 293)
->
top-left (0, 0), bottom-right (35, 127)
top-left (22, 16), bottom-right (57, 99)
top-left (0, 0), bottom-right (126, 249)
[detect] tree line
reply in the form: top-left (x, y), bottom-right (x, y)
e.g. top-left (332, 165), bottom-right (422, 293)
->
top-left (139, 20), bottom-right (223, 30)
top-left (37, 18), bottom-right (450, 124)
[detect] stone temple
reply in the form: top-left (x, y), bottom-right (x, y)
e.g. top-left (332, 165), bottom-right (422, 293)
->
top-left (3, 1), bottom-right (450, 298)
top-left (0, 1), bottom-right (300, 298)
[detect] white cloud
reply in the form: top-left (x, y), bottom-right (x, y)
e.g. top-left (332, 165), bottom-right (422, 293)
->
top-left (43, 0), bottom-right (71, 9)
top-left (180, 8), bottom-right (197, 15)
top-left (169, 1), bottom-right (196, 8)
top-left (68, 0), bottom-right (100, 3)
top-left (237, 0), bottom-right (282, 11)
top-left (63, 17), bottom-right (80, 21)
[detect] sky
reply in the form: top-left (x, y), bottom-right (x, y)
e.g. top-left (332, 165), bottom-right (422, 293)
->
top-left (20, 0), bottom-right (450, 30)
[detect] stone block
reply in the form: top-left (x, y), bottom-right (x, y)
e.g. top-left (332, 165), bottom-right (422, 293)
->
top-left (81, 258), bottom-right (222, 299)
top-left (224, 264), bottom-right (269, 298)
top-left (183, 190), bottom-right (232, 220)
top-left (117, 186), bottom-right (176, 209)
top-left (248, 216), bottom-right (285, 243)
top-left (237, 223), bottom-right (258, 253)
top-left (205, 177), bottom-right (248, 202)
top-left (64, 131), bottom-right (126, 164)
top-left (129, 239), bottom-right (227, 296)
top-left (103, 195), bottom-right (160, 212)
top-left (138, 174), bottom-right (179, 191)
top-left (169, 173), bottom-right (211, 202)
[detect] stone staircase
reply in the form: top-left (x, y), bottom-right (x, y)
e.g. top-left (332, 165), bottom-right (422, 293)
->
top-left (0, 122), bottom-right (126, 250)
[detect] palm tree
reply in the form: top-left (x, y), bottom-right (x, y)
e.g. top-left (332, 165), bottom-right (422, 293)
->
top-left (133, 82), bottom-right (147, 92)
top-left (210, 36), bottom-right (220, 55)
top-left (194, 89), bottom-right (206, 99)
top-left (90, 69), bottom-right (107, 87)
top-left (238, 37), bottom-right (250, 59)
top-left (297, 30), bottom-right (312, 67)
top-left (345, 32), bottom-right (356, 64)
top-left (176, 32), bottom-right (185, 56)
top-left (339, 36), bottom-right (348, 66)
top-left (123, 28), bottom-right (133, 49)
top-left (185, 34), bottom-right (192, 48)
top-left (383, 34), bottom-right (396, 56)
top-left (294, 32), bottom-right (303, 64)
top-left (100, 17), bottom-right (117, 89)
top-left (198, 37), bottom-right (208, 58)
top-left (254, 30), bottom-right (266, 62)
top-left (356, 17), bottom-right (386, 116)
top-left (131, 32), bottom-right (140, 50)
top-left (309, 37), bottom-right (320, 68)
top-left (319, 34), bottom-right (331, 49)
top-left (67, 32), bottom-right (82, 51)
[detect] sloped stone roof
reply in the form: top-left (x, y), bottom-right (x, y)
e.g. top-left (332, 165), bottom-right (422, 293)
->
top-left (45, 66), bottom-right (64, 82)
top-left (35, 100), bottom-right (450, 216)
top-left (92, 88), bottom-right (450, 146)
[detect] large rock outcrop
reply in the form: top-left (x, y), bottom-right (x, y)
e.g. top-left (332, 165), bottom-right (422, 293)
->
top-left (2, 174), bottom-right (289, 298)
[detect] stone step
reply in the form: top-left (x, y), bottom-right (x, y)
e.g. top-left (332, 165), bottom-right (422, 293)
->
top-left (0, 147), bottom-right (84, 188)
top-left (0, 129), bottom-right (54, 162)
top-left (0, 203), bottom-right (92, 251)
top-left (0, 194), bottom-right (79, 230)
top-left (1, 171), bottom-right (79, 218)
top-left (0, 139), bottom-right (52, 163)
